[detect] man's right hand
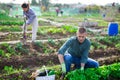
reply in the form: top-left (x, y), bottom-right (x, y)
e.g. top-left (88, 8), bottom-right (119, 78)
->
top-left (61, 63), bottom-right (66, 73)
top-left (80, 66), bottom-right (84, 73)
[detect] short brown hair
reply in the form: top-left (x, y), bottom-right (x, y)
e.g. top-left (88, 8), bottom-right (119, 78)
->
top-left (21, 3), bottom-right (29, 8)
top-left (78, 27), bottom-right (86, 33)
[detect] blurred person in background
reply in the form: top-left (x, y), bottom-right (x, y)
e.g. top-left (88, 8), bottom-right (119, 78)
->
top-left (21, 3), bottom-right (38, 42)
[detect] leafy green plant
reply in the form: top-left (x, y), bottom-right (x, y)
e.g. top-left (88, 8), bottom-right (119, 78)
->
top-left (115, 43), bottom-right (120, 50)
top-left (15, 43), bottom-right (29, 54)
top-left (62, 25), bottom-right (78, 33)
top-left (109, 63), bottom-right (120, 78)
top-left (85, 68), bottom-right (100, 80)
top-left (3, 66), bottom-right (14, 74)
top-left (96, 66), bottom-right (110, 80)
top-left (91, 41), bottom-right (107, 50)
top-left (48, 38), bottom-right (55, 45)
top-left (0, 43), bottom-right (15, 57)
top-left (65, 69), bottom-right (86, 80)
top-left (34, 41), bottom-right (55, 54)
top-left (0, 21), bottom-right (23, 25)
top-left (0, 49), bottom-right (5, 56)
top-left (7, 45), bottom-right (15, 54)
top-left (47, 28), bottom-right (66, 34)
top-left (34, 41), bottom-right (43, 48)
top-left (98, 37), bottom-right (113, 46)
top-left (0, 49), bottom-right (11, 58)
top-left (65, 63), bottom-right (120, 80)
top-left (0, 25), bottom-right (22, 32)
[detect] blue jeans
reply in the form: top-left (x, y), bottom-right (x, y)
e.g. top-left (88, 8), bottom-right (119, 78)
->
top-left (64, 54), bottom-right (99, 72)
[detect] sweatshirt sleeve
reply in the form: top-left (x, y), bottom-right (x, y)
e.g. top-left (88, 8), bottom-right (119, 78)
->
top-left (58, 37), bottom-right (73, 55)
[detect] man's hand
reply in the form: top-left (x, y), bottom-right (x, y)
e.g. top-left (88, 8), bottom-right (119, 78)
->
top-left (80, 66), bottom-right (84, 73)
top-left (80, 66), bottom-right (84, 70)
top-left (61, 63), bottom-right (66, 73)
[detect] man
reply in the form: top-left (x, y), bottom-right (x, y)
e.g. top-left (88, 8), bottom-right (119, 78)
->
top-left (55, 7), bottom-right (60, 16)
top-left (21, 3), bottom-right (38, 42)
top-left (58, 27), bottom-right (99, 73)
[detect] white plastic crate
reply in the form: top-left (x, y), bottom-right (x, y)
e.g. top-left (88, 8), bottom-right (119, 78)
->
top-left (36, 75), bottom-right (55, 80)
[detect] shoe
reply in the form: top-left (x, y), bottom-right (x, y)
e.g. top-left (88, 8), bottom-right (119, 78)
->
top-left (60, 73), bottom-right (66, 80)
top-left (31, 40), bottom-right (35, 44)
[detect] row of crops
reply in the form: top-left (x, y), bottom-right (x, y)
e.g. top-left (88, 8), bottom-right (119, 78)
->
top-left (65, 63), bottom-right (120, 80)
top-left (0, 25), bottom-right (77, 32)
top-left (1, 62), bottom-right (120, 80)
top-left (0, 35), bottom-right (120, 58)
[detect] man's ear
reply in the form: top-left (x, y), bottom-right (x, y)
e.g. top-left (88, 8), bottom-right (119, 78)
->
top-left (84, 33), bottom-right (87, 36)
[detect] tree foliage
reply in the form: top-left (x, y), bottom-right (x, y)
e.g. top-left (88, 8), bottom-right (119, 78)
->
top-left (40, 0), bottom-right (50, 12)
top-left (31, 0), bottom-right (38, 5)
top-left (0, 3), bottom-right (12, 15)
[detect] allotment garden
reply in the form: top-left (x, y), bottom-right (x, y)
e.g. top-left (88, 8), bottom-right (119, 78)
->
top-left (0, 5), bottom-right (120, 80)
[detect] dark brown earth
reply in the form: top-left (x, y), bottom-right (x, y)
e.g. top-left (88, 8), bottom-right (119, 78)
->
top-left (0, 32), bottom-right (74, 42)
top-left (0, 48), bottom-right (120, 70)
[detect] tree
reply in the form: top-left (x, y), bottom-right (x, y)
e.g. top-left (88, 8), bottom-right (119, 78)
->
top-left (0, 3), bottom-right (12, 15)
top-left (31, 0), bottom-right (38, 5)
top-left (40, 0), bottom-right (50, 12)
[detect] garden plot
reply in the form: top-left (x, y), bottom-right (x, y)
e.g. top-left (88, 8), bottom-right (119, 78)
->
top-left (0, 24), bottom-right (120, 80)
top-left (0, 13), bottom-right (120, 80)
top-left (0, 34), bottom-right (120, 80)
top-left (0, 25), bottom-right (108, 43)
top-left (0, 25), bottom-right (77, 42)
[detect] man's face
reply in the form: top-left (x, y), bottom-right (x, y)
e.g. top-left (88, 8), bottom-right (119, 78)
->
top-left (76, 32), bottom-right (86, 43)
top-left (22, 8), bottom-right (28, 12)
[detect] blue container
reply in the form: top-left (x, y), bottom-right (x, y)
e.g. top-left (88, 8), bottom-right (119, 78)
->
top-left (108, 22), bottom-right (119, 36)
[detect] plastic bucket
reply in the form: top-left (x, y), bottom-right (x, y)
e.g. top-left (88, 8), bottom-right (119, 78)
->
top-left (36, 75), bottom-right (55, 80)
top-left (108, 22), bottom-right (118, 36)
